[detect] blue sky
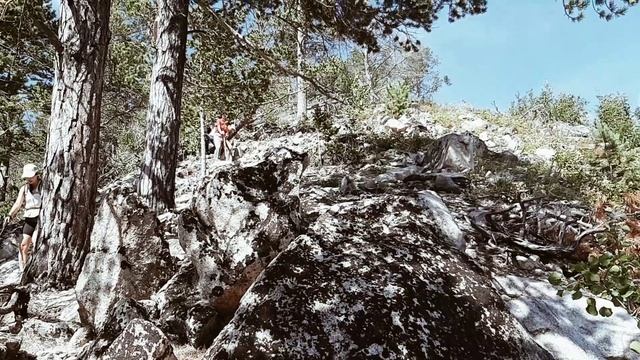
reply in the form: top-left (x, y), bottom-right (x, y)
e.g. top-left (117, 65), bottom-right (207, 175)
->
top-left (49, 0), bottom-right (638, 112)
top-left (416, 1), bottom-right (640, 112)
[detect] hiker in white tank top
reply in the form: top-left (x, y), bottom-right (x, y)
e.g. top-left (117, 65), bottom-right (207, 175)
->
top-left (5, 164), bottom-right (42, 270)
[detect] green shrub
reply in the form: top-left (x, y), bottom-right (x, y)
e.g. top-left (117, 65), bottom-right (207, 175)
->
top-left (549, 221), bottom-right (640, 321)
top-left (509, 85), bottom-right (587, 125)
top-left (546, 95), bottom-right (640, 327)
top-left (385, 82), bottom-right (411, 118)
top-left (311, 106), bottom-right (337, 138)
top-left (597, 95), bottom-right (640, 149)
top-left (323, 131), bottom-right (433, 166)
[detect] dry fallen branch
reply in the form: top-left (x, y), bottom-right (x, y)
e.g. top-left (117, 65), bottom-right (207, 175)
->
top-left (470, 198), bottom-right (601, 256)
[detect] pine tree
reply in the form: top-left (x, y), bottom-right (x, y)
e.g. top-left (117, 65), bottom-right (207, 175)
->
top-left (24, 0), bottom-right (113, 288)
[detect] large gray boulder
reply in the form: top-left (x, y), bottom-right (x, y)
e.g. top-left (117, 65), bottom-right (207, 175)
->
top-left (101, 319), bottom-right (177, 360)
top-left (75, 187), bottom-right (175, 336)
top-left (205, 196), bottom-right (552, 359)
top-left (152, 262), bottom-right (221, 348)
top-left (424, 133), bottom-right (489, 172)
top-left (178, 148), bottom-right (307, 321)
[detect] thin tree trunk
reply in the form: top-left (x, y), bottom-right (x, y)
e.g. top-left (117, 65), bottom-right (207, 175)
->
top-left (363, 47), bottom-right (373, 102)
top-left (0, 134), bottom-right (11, 203)
top-left (0, 164), bottom-right (8, 203)
top-left (295, 1), bottom-right (306, 123)
top-left (137, 0), bottom-right (188, 212)
top-left (24, 0), bottom-right (111, 288)
top-left (199, 108), bottom-right (206, 178)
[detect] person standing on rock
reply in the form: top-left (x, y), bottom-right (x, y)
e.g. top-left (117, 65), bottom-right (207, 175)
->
top-left (212, 114), bottom-right (231, 161)
top-left (4, 164), bottom-right (42, 270)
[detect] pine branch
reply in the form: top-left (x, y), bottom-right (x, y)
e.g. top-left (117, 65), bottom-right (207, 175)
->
top-left (31, 16), bottom-right (62, 54)
top-left (196, 1), bottom-right (345, 104)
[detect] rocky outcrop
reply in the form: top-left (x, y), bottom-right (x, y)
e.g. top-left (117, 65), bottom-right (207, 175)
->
top-left (152, 262), bottom-right (221, 348)
top-left (0, 114), bottom-right (621, 360)
top-left (75, 187), bottom-right (175, 336)
top-left (179, 148), bottom-right (307, 320)
top-left (205, 196), bottom-right (552, 359)
top-left (0, 223), bottom-right (20, 264)
top-left (101, 319), bottom-right (177, 360)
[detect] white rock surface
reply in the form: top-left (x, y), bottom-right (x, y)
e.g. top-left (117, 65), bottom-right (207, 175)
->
top-left (496, 275), bottom-right (640, 360)
top-left (534, 147), bottom-right (557, 162)
top-left (418, 190), bottom-right (466, 251)
top-left (0, 260), bottom-right (20, 287)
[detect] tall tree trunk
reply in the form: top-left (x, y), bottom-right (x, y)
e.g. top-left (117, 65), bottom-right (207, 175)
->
top-left (136, 0), bottom-right (188, 212)
top-left (199, 108), bottom-right (206, 178)
top-left (24, 0), bottom-right (111, 288)
top-left (295, 1), bottom-right (306, 123)
top-left (363, 47), bottom-right (373, 102)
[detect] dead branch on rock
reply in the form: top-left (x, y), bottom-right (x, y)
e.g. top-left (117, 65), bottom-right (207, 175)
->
top-left (470, 197), bottom-right (603, 257)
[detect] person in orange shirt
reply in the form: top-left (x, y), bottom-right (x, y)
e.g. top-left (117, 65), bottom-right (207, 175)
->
top-left (212, 114), bottom-right (231, 161)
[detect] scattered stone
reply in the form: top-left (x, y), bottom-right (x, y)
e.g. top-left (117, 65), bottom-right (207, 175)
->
top-left (433, 174), bottom-right (463, 193)
top-left (460, 114), bottom-right (488, 132)
top-left (534, 148), bottom-right (556, 162)
top-left (339, 175), bottom-right (356, 195)
top-left (418, 190), bottom-right (466, 251)
top-left (515, 255), bottom-right (537, 271)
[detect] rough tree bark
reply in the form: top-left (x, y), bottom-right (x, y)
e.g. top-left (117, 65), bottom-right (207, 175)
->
top-left (363, 47), bottom-right (374, 102)
top-left (0, 163), bottom-right (7, 203)
top-left (199, 108), bottom-right (206, 178)
top-left (136, 0), bottom-right (188, 212)
top-left (0, 134), bottom-right (11, 202)
top-left (23, 0), bottom-right (112, 289)
top-left (295, 1), bottom-right (306, 123)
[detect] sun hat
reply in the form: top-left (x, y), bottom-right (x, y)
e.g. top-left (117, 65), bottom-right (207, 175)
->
top-left (21, 163), bottom-right (38, 179)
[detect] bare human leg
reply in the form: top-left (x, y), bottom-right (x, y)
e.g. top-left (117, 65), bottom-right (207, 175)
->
top-left (19, 234), bottom-right (32, 271)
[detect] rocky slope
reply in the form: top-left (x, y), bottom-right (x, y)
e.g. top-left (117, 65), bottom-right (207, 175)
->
top-left (0, 109), bottom-right (638, 360)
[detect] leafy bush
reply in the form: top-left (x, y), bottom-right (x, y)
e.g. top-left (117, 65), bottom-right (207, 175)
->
top-left (547, 95), bottom-right (640, 328)
top-left (311, 106), bottom-right (338, 138)
top-left (509, 85), bottom-right (587, 125)
top-left (549, 218), bottom-right (640, 320)
top-left (597, 94), bottom-right (640, 149)
top-left (589, 95), bottom-right (640, 200)
top-left (324, 134), bottom-right (367, 165)
top-left (385, 82), bottom-right (411, 118)
top-left (538, 95), bottom-right (640, 204)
